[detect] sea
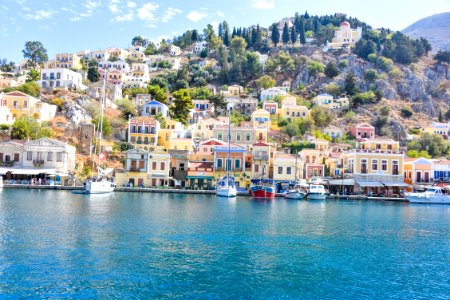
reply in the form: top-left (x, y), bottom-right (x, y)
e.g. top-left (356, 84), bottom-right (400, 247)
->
top-left (0, 189), bottom-right (449, 299)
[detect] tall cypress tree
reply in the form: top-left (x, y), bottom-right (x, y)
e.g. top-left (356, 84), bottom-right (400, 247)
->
top-left (271, 24), bottom-right (280, 46)
top-left (282, 23), bottom-right (290, 44)
top-left (218, 23), bottom-right (223, 39)
top-left (299, 19), bottom-right (306, 45)
top-left (290, 26), bottom-right (297, 45)
top-left (224, 28), bottom-right (230, 47)
top-left (232, 27), bottom-right (237, 38)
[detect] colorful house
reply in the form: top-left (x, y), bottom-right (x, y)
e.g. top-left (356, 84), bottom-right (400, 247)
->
top-left (263, 101), bottom-right (278, 115)
top-left (273, 153), bottom-right (303, 182)
top-left (260, 87), bottom-right (287, 101)
top-left (115, 148), bottom-right (150, 187)
top-left (251, 109), bottom-right (271, 128)
top-left (251, 142), bottom-right (271, 180)
top-left (403, 157), bottom-right (433, 188)
top-left (0, 91), bottom-right (57, 122)
top-left (55, 53), bottom-right (82, 70)
top-left (313, 93), bottom-right (333, 107)
top-left (141, 100), bottom-right (170, 118)
top-left (432, 159), bottom-right (450, 184)
top-left (299, 149), bottom-right (325, 179)
top-left (349, 123), bottom-right (375, 141)
top-left (128, 116), bottom-right (160, 149)
top-left (323, 126), bottom-right (343, 140)
top-left (213, 143), bottom-right (247, 189)
top-left (147, 148), bottom-right (172, 187)
top-left (280, 96), bottom-right (309, 120)
top-left (213, 123), bottom-right (256, 152)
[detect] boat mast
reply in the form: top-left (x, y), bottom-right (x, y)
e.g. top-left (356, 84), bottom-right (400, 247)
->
top-left (294, 153), bottom-right (298, 182)
top-left (96, 70), bottom-right (107, 179)
top-left (227, 109), bottom-right (231, 191)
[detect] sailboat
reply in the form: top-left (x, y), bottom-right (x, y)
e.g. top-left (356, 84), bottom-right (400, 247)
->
top-left (216, 110), bottom-right (237, 197)
top-left (284, 154), bottom-right (307, 199)
top-left (84, 72), bottom-right (116, 194)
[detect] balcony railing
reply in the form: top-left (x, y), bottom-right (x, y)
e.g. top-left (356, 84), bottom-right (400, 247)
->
top-left (33, 160), bottom-right (44, 166)
top-left (253, 155), bottom-right (269, 160)
top-left (172, 170), bottom-right (188, 179)
top-left (129, 167), bottom-right (145, 172)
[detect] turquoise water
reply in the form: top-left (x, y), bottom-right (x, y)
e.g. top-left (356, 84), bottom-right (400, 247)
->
top-left (0, 190), bottom-right (449, 299)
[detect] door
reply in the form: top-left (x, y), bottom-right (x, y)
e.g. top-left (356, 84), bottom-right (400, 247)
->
top-left (129, 178), bottom-right (135, 187)
top-left (416, 172), bottom-right (421, 183)
top-left (424, 172), bottom-right (429, 183)
top-left (14, 153), bottom-right (19, 161)
top-left (138, 178), bottom-right (144, 186)
top-left (131, 160), bottom-right (137, 171)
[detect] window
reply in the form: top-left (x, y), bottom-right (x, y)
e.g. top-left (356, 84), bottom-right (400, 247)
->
top-left (236, 133), bottom-right (241, 141)
top-left (287, 167), bottom-right (292, 174)
top-left (218, 133), bottom-right (223, 140)
top-left (372, 159), bottom-right (378, 171)
top-left (47, 152), bottom-right (53, 161)
top-left (235, 159), bottom-right (240, 169)
top-left (361, 159), bottom-right (367, 174)
top-left (152, 162), bottom-right (157, 170)
top-left (217, 158), bottom-right (223, 168)
top-left (161, 162), bottom-right (165, 170)
top-left (255, 164), bottom-right (259, 172)
top-left (381, 160), bottom-right (387, 171)
top-left (376, 144), bottom-right (381, 150)
top-left (278, 166), bottom-right (283, 174)
top-left (387, 144), bottom-right (393, 150)
top-left (246, 133), bottom-right (251, 141)
top-left (27, 151), bottom-right (32, 161)
top-left (56, 153), bottom-right (63, 162)
top-left (392, 161), bottom-right (399, 175)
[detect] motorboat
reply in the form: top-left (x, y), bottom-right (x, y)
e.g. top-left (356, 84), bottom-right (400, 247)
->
top-left (406, 186), bottom-right (450, 204)
top-left (284, 180), bottom-right (308, 200)
top-left (307, 184), bottom-right (327, 200)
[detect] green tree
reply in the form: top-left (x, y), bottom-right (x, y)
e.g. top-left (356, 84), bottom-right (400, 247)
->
top-left (3, 82), bottom-right (41, 97)
top-left (11, 116), bottom-right (52, 140)
top-left (191, 30), bottom-right (199, 42)
top-left (256, 75), bottom-right (276, 89)
top-left (282, 23), bottom-right (290, 44)
top-left (364, 69), bottom-right (379, 82)
top-left (271, 23), bottom-right (280, 46)
top-left (22, 41), bottom-right (48, 68)
top-left (92, 116), bottom-right (112, 136)
top-left (171, 89), bottom-right (193, 125)
top-left (223, 27), bottom-right (231, 47)
top-left (438, 110), bottom-right (443, 122)
top-left (434, 50), bottom-right (450, 64)
top-left (307, 61), bottom-right (324, 77)
top-left (407, 132), bottom-right (449, 158)
top-left (401, 106), bottom-right (413, 118)
top-left (310, 107), bottom-right (334, 127)
top-left (325, 83), bottom-right (342, 97)
top-left (344, 72), bottom-right (357, 95)
top-left (0, 59), bottom-right (16, 72)
top-left (406, 150), bottom-right (431, 159)
top-left (154, 112), bottom-right (167, 128)
top-left (230, 37), bottom-right (247, 57)
top-left (290, 26), bottom-right (297, 45)
top-left (230, 111), bottom-right (245, 126)
top-left (27, 69), bottom-right (40, 82)
top-left (324, 62), bottom-right (339, 78)
top-left (87, 61), bottom-right (99, 83)
top-left (147, 85), bottom-right (168, 104)
top-left (116, 98), bottom-right (136, 119)
top-left (299, 19), bottom-right (306, 45)
top-left (189, 87), bottom-right (213, 100)
top-left (131, 36), bottom-right (145, 46)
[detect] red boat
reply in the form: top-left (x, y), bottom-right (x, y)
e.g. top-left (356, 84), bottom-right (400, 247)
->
top-left (250, 184), bottom-right (276, 199)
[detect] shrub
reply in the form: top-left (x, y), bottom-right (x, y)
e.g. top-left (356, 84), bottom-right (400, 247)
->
top-left (389, 67), bottom-right (404, 80)
top-left (338, 60), bottom-right (348, 68)
top-left (401, 106), bottom-right (413, 118)
top-left (364, 69), bottom-right (378, 82)
top-left (307, 61), bottom-right (324, 77)
top-left (380, 106), bottom-right (390, 116)
top-left (51, 97), bottom-right (65, 111)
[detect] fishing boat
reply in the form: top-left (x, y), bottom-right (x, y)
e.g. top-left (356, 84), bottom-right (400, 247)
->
top-left (284, 155), bottom-right (307, 200)
top-left (216, 111), bottom-right (237, 198)
top-left (406, 186), bottom-right (450, 204)
top-left (84, 72), bottom-right (115, 194)
top-left (251, 165), bottom-right (275, 199)
top-left (306, 184), bottom-right (327, 200)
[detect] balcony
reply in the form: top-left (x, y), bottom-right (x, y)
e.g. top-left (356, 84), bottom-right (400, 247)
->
top-left (253, 155), bottom-right (269, 160)
top-left (129, 167), bottom-right (145, 172)
top-left (172, 170), bottom-right (188, 180)
top-left (33, 160), bottom-right (44, 166)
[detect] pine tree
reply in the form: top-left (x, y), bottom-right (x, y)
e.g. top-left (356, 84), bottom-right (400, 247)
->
top-left (271, 24), bottom-right (280, 46)
top-left (290, 26), bottom-right (297, 45)
top-left (344, 72), bottom-right (357, 95)
top-left (304, 11), bottom-right (310, 19)
top-left (218, 23), bottom-right (223, 39)
top-left (223, 28), bottom-right (230, 47)
top-left (232, 27), bottom-right (237, 38)
top-left (299, 19), bottom-right (306, 45)
top-left (313, 18), bottom-right (319, 34)
top-left (191, 30), bottom-right (198, 42)
top-left (282, 23), bottom-right (290, 44)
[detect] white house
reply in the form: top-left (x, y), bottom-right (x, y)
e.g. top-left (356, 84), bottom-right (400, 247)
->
top-left (170, 45), bottom-right (181, 56)
top-left (0, 106), bottom-right (13, 125)
top-left (324, 21), bottom-right (362, 51)
top-left (22, 138), bottom-right (76, 175)
top-left (141, 100), bottom-right (170, 118)
top-left (0, 141), bottom-right (24, 166)
top-left (193, 41), bottom-right (208, 55)
top-left (260, 87), bottom-right (288, 101)
top-left (40, 68), bottom-right (86, 91)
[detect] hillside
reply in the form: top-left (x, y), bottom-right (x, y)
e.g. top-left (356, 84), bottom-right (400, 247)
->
top-left (402, 12), bottom-right (450, 51)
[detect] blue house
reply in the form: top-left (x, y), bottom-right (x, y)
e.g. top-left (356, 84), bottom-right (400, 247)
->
top-left (141, 100), bottom-right (170, 118)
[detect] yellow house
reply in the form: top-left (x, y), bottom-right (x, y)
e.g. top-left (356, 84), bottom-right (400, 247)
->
top-left (55, 53), bottom-right (82, 70)
top-left (147, 148), bottom-right (172, 186)
top-left (157, 119), bottom-right (188, 150)
top-left (280, 96), bottom-right (309, 120)
top-left (0, 91), bottom-right (57, 121)
top-left (251, 109), bottom-right (271, 129)
top-left (423, 122), bottom-right (450, 138)
top-left (340, 137), bottom-right (407, 192)
top-left (323, 126), bottom-right (343, 140)
top-left (273, 153), bottom-right (303, 181)
top-left (220, 84), bottom-right (244, 97)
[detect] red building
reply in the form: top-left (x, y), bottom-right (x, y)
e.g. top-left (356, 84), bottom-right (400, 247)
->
top-left (349, 123), bottom-right (375, 141)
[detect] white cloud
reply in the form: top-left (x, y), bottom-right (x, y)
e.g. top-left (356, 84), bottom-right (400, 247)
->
top-left (115, 12), bottom-right (133, 22)
top-left (85, 0), bottom-right (101, 10)
top-left (216, 11), bottom-right (224, 17)
top-left (250, 0), bottom-right (275, 9)
top-left (186, 10), bottom-right (208, 22)
top-left (137, 2), bottom-right (159, 21)
top-left (70, 16), bottom-right (82, 22)
top-left (109, 4), bottom-right (119, 13)
top-left (161, 7), bottom-right (182, 23)
top-left (23, 9), bottom-right (56, 20)
top-left (127, 1), bottom-right (136, 8)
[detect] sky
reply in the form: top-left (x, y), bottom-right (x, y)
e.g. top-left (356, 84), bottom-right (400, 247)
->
top-left (1, 0), bottom-right (449, 63)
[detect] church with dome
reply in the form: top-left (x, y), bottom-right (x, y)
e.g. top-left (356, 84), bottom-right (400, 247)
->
top-left (323, 21), bottom-right (362, 52)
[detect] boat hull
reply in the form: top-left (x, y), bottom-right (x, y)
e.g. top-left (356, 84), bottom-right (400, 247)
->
top-left (216, 188), bottom-right (237, 197)
top-left (251, 186), bottom-right (275, 199)
top-left (285, 190), bottom-right (306, 199)
top-left (85, 180), bottom-right (115, 194)
top-left (307, 193), bottom-right (327, 200)
top-left (406, 194), bottom-right (450, 204)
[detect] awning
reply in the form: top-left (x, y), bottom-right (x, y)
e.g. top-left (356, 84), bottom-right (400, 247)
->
top-left (11, 168), bottom-right (56, 175)
top-left (382, 182), bottom-right (410, 187)
top-left (186, 176), bottom-right (214, 179)
top-left (357, 181), bottom-right (384, 187)
top-left (327, 178), bottom-right (356, 186)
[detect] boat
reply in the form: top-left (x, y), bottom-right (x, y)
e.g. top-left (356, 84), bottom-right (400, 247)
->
top-left (216, 110), bottom-right (237, 198)
top-left (285, 181), bottom-right (308, 199)
top-left (307, 184), bottom-right (327, 200)
top-left (84, 72), bottom-right (115, 194)
top-left (284, 155), bottom-right (307, 200)
top-left (0, 176), bottom-right (3, 188)
top-left (406, 186), bottom-right (450, 204)
top-left (250, 181), bottom-right (276, 199)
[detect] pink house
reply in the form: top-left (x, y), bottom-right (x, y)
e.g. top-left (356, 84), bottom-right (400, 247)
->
top-left (349, 123), bottom-right (375, 141)
top-left (262, 101), bottom-right (278, 115)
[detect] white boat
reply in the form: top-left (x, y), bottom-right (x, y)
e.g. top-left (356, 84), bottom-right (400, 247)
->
top-left (0, 176), bottom-right (3, 188)
top-left (84, 72), bottom-right (115, 195)
top-left (85, 178), bottom-right (115, 194)
top-left (307, 184), bottom-right (327, 200)
top-left (406, 186), bottom-right (450, 204)
top-left (284, 180), bottom-right (308, 200)
top-left (216, 110), bottom-right (237, 198)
